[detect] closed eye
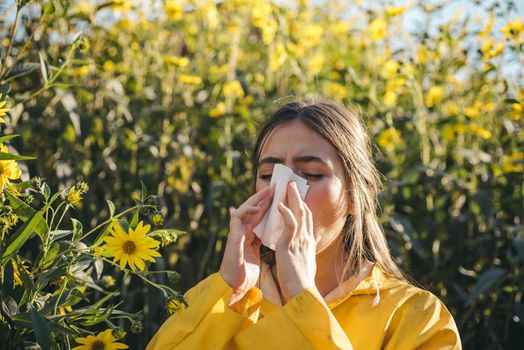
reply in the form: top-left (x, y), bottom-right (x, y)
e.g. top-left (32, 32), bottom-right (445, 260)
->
top-left (302, 173), bottom-right (323, 180)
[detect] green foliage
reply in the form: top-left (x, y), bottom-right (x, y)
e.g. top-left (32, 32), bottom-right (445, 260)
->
top-left (0, 0), bottom-right (523, 349)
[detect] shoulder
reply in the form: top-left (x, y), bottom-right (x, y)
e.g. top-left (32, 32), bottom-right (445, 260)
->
top-left (382, 278), bottom-right (462, 349)
top-left (183, 272), bottom-right (230, 303)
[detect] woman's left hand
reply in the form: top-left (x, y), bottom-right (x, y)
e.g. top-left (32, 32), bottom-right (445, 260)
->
top-left (275, 181), bottom-right (318, 302)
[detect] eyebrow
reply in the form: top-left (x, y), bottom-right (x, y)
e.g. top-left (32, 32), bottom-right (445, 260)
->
top-left (258, 155), bottom-right (330, 167)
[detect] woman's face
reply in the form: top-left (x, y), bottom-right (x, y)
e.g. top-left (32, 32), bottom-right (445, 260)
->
top-left (255, 119), bottom-right (352, 254)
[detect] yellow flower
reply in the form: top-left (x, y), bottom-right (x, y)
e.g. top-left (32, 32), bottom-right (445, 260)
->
top-left (59, 305), bottom-right (73, 315)
top-left (501, 151), bottom-right (524, 173)
top-left (178, 74), bottom-right (202, 85)
top-left (70, 65), bottom-right (91, 77)
top-left (163, 55), bottom-right (189, 67)
top-left (501, 17), bottom-right (524, 44)
top-left (377, 128), bottom-right (401, 152)
top-left (270, 43), bottom-right (286, 72)
top-left (239, 95), bottom-right (254, 105)
top-left (111, 0), bottom-right (132, 12)
top-left (101, 275), bottom-right (116, 288)
top-left (223, 80), bottom-right (244, 99)
top-left (468, 124), bottom-right (492, 139)
top-left (164, 0), bottom-right (184, 21)
top-left (103, 221), bottom-right (161, 272)
top-left (425, 86), bottom-right (445, 108)
top-left (415, 45), bottom-right (432, 64)
top-left (252, 3), bottom-right (277, 44)
top-left (481, 37), bottom-right (505, 60)
top-left (0, 93), bottom-right (10, 123)
top-left (6, 183), bottom-right (22, 197)
top-left (0, 144), bottom-right (22, 191)
top-left (381, 60), bottom-right (399, 79)
top-left (511, 103), bottom-right (522, 121)
top-left (368, 17), bottom-right (388, 42)
top-left (301, 24), bottom-right (324, 45)
top-left (103, 60), bottom-right (116, 73)
top-left (152, 213), bottom-right (164, 226)
top-left (307, 53), bottom-right (325, 76)
top-left (74, 3), bottom-right (94, 16)
top-left (385, 5), bottom-right (407, 17)
top-left (442, 101), bottom-right (460, 116)
top-left (166, 298), bottom-right (184, 315)
top-left (73, 329), bottom-right (128, 350)
top-left (209, 102), bottom-right (226, 118)
top-left (479, 12), bottom-right (495, 38)
top-left (383, 90), bottom-right (398, 107)
top-left (66, 186), bottom-right (83, 208)
top-left (12, 260), bottom-right (30, 287)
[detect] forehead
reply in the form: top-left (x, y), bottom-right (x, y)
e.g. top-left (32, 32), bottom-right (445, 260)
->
top-left (259, 119), bottom-right (339, 161)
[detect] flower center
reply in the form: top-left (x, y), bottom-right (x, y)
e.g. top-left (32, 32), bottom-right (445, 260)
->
top-left (123, 240), bottom-right (136, 254)
top-left (91, 340), bottom-right (105, 350)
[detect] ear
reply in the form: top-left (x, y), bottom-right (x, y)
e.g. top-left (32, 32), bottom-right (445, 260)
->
top-left (346, 203), bottom-right (354, 216)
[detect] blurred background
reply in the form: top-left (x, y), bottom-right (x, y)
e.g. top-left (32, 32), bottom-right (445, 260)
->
top-left (1, 0), bottom-right (523, 348)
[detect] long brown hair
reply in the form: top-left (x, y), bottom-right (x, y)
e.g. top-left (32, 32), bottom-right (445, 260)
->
top-left (252, 98), bottom-right (404, 281)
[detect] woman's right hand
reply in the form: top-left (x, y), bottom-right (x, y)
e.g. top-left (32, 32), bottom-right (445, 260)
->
top-left (219, 186), bottom-right (274, 305)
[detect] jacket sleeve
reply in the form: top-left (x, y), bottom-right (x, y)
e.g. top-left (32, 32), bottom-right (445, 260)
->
top-left (146, 273), bottom-right (262, 350)
top-left (232, 287), bottom-right (354, 349)
top-left (384, 291), bottom-right (462, 350)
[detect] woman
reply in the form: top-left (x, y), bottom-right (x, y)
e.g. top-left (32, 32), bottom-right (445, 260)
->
top-left (147, 99), bottom-right (461, 349)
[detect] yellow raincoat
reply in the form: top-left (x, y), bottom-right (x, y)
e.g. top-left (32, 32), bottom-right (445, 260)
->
top-left (147, 265), bottom-right (461, 349)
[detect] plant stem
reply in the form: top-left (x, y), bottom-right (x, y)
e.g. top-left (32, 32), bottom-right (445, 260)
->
top-left (0, 6), bottom-right (20, 80)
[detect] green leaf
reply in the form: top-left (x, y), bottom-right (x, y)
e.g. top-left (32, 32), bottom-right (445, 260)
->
top-left (41, 183), bottom-right (51, 201)
top-left (35, 266), bottom-right (67, 291)
top-left (107, 199), bottom-right (115, 217)
top-left (389, 214), bottom-right (426, 258)
top-left (2, 208), bottom-right (47, 265)
top-left (4, 62), bottom-right (39, 81)
top-left (14, 312), bottom-right (76, 335)
top-left (0, 151), bottom-right (35, 160)
top-left (0, 134), bottom-right (20, 143)
top-left (14, 257), bottom-right (34, 291)
top-left (72, 256), bottom-right (93, 273)
top-left (94, 259), bottom-right (104, 279)
top-left (130, 208), bottom-right (139, 230)
top-left (43, 1), bottom-right (55, 17)
top-left (49, 230), bottom-right (73, 242)
top-left (5, 192), bottom-right (48, 239)
top-left (140, 179), bottom-right (147, 202)
top-left (4, 296), bottom-right (19, 317)
top-left (29, 307), bottom-right (51, 350)
top-left (93, 221), bottom-right (116, 246)
top-left (464, 268), bottom-right (506, 306)
top-left (512, 238), bottom-right (524, 264)
top-left (3, 260), bottom-right (15, 293)
top-left (38, 52), bottom-right (49, 83)
top-left (71, 218), bottom-right (83, 240)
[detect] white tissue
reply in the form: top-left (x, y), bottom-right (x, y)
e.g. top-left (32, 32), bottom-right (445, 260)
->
top-left (253, 164), bottom-right (309, 250)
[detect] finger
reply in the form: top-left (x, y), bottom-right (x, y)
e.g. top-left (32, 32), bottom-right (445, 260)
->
top-left (246, 195), bottom-right (274, 226)
top-left (286, 182), bottom-right (306, 233)
top-left (304, 203), bottom-right (314, 240)
top-left (242, 186), bottom-right (274, 208)
top-left (277, 202), bottom-right (297, 245)
top-left (230, 205), bottom-right (260, 220)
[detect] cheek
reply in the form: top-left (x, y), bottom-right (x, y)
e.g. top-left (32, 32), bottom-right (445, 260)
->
top-left (255, 178), bottom-right (266, 193)
top-left (305, 179), bottom-right (347, 227)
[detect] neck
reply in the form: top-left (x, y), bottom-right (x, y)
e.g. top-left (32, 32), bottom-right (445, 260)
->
top-left (315, 237), bottom-right (346, 297)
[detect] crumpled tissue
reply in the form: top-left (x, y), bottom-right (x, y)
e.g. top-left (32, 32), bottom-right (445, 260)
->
top-left (253, 163), bottom-right (309, 250)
